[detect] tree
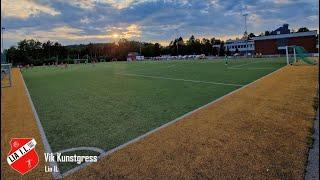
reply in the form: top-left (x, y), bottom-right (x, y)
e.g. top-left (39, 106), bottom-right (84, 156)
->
top-left (202, 38), bottom-right (212, 55)
top-left (297, 27), bottom-right (309, 32)
top-left (248, 33), bottom-right (256, 38)
top-left (154, 43), bottom-right (161, 56)
top-left (42, 41), bottom-right (53, 59)
top-left (5, 46), bottom-right (19, 64)
top-left (265, 31), bottom-right (270, 36)
top-left (243, 31), bottom-right (248, 40)
top-left (219, 43), bottom-right (225, 56)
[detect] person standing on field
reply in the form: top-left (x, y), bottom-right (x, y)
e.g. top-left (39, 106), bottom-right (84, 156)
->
top-left (225, 54), bottom-right (228, 65)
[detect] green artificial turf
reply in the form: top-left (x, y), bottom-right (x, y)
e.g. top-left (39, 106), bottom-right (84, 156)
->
top-left (23, 58), bottom-right (286, 171)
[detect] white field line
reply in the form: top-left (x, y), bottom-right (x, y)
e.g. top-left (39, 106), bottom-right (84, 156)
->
top-left (166, 64), bottom-right (176, 68)
top-left (229, 60), bottom-right (266, 68)
top-left (229, 67), bottom-right (277, 70)
top-left (61, 66), bottom-right (286, 178)
top-left (54, 147), bottom-right (105, 154)
top-left (115, 73), bottom-right (244, 87)
top-left (20, 72), bottom-right (62, 180)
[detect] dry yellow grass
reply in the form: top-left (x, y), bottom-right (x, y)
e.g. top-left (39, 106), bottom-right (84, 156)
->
top-left (1, 68), bottom-right (53, 179)
top-left (66, 65), bottom-right (318, 180)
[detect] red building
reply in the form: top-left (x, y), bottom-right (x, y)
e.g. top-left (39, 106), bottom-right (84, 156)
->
top-left (252, 31), bottom-right (318, 55)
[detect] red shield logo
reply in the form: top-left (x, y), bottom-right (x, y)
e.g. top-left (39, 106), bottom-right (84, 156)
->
top-left (7, 138), bottom-right (39, 175)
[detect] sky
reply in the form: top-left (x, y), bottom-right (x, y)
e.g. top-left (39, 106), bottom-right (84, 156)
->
top-left (1, 0), bottom-right (319, 49)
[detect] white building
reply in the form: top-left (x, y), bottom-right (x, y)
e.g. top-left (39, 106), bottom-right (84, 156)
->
top-left (224, 39), bottom-right (254, 55)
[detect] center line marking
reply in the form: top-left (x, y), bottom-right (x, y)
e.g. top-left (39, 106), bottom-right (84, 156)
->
top-left (115, 73), bottom-right (244, 87)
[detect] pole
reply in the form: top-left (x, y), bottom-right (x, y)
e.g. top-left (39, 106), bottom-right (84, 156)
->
top-left (286, 46), bottom-right (289, 65)
top-left (1, 27), bottom-right (5, 53)
top-left (245, 15), bottom-right (248, 57)
top-left (177, 41), bottom-right (179, 55)
top-left (139, 40), bottom-right (142, 55)
top-left (243, 14), bottom-right (248, 57)
top-left (293, 47), bottom-right (297, 63)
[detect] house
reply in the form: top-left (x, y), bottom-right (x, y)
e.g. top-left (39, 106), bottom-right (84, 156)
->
top-left (127, 52), bottom-right (144, 61)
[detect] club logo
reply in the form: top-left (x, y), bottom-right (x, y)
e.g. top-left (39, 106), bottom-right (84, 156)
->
top-left (7, 138), bottom-right (39, 175)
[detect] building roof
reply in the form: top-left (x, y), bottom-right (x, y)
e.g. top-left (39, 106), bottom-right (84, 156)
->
top-left (252, 31), bottom-right (317, 41)
top-left (270, 24), bottom-right (290, 35)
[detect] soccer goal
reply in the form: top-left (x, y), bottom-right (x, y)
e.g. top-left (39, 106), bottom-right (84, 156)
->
top-left (74, 58), bottom-right (88, 64)
top-left (1, 63), bottom-right (12, 88)
top-left (286, 46), bottom-right (316, 65)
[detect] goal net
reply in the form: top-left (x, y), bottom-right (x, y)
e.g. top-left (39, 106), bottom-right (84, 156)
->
top-left (286, 46), bottom-right (317, 65)
top-left (74, 59), bottom-right (88, 64)
top-left (1, 63), bottom-right (12, 88)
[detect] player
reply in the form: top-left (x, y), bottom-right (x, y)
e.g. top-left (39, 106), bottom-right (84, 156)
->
top-left (224, 54), bottom-right (228, 66)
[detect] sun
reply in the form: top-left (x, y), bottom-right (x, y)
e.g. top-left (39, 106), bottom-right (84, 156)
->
top-left (112, 33), bottom-right (119, 38)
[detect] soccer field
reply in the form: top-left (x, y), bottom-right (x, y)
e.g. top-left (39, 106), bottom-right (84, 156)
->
top-left (22, 57), bottom-right (286, 172)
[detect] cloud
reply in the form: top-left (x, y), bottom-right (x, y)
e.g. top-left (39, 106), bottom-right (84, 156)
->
top-left (60, 0), bottom-right (155, 10)
top-left (2, 0), bottom-right (318, 48)
top-left (1, 0), bottom-right (60, 19)
top-left (4, 24), bottom-right (141, 44)
top-left (58, 0), bottom-right (96, 10)
top-left (80, 17), bottom-right (92, 24)
top-left (4, 26), bottom-right (85, 41)
top-left (105, 24), bottom-right (141, 39)
top-left (102, 0), bottom-right (136, 9)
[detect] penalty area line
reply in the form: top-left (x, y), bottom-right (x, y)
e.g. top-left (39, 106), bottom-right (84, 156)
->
top-left (115, 73), bottom-right (244, 87)
top-left (62, 66), bottom-right (286, 178)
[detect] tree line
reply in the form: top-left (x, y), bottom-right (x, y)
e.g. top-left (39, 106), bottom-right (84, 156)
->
top-left (4, 35), bottom-right (228, 65)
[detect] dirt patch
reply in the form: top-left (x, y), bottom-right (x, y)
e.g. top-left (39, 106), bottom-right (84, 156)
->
top-left (1, 68), bottom-right (53, 179)
top-left (66, 65), bottom-right (318, 179)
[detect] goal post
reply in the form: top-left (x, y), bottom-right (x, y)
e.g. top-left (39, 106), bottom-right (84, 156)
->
top-left (1, 63), bottom-right (13, 88)
top-left (285, 45), bottom-right (316, 65)
top-left (286, 46), bottom-right (296, 65)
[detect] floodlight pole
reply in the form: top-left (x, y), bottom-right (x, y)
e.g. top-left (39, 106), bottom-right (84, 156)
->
top-left (293, 47), bottom-right (297, 63)
top-left (1, 27), bottom-right (5, 53)
top-left (243, 13), bottom-right (248, 57)
top-left (177, 41), bottom-right (179, 55)
top-left (139, 37), bottom-right (142, 55)
top-left (286, 46), bottom-right (289, 65)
